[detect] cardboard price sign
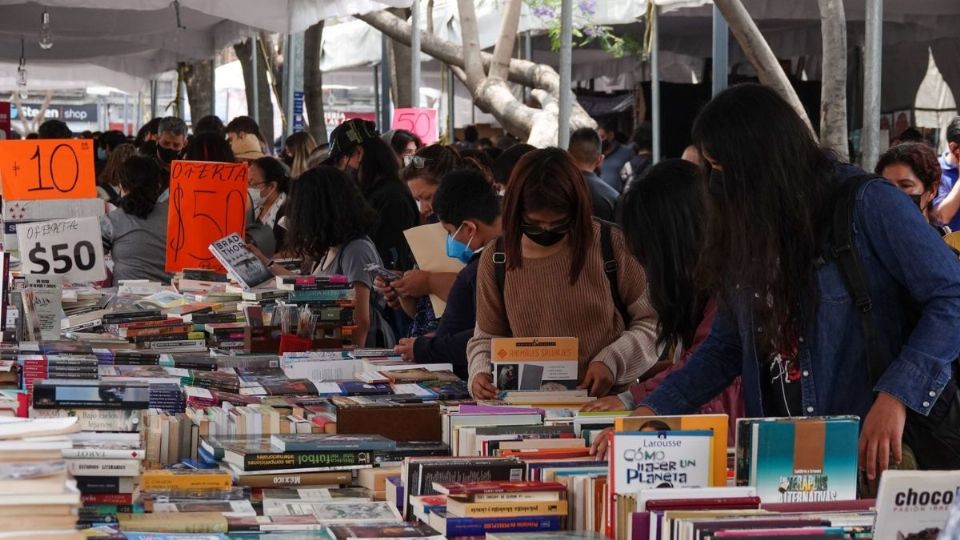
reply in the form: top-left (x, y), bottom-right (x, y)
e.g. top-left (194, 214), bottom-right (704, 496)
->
top-left (0, 139), bottom-right (97, 201)
top-left (165, 160), bottom-right (248, 273)
top-left (392, 108), bottom-right (439, 145)
top-left (18, 217), bottom-right (107, 284)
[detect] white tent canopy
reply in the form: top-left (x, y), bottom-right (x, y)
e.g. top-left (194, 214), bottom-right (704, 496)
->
top-left (0, 0), bottom-right (412, 86)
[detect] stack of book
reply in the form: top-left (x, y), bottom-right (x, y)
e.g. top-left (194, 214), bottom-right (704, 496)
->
top-left (66, 431), bottom-right (144, 528)
top-left (0, 416), bottom-right (84, 539)
top-left (425, 481), bottom-right (569, 538)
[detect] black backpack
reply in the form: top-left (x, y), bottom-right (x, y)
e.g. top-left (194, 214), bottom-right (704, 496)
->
top-left (492, 220), bottom-right (631, 335)
top-left (828, 175), bottom-right (960, 469)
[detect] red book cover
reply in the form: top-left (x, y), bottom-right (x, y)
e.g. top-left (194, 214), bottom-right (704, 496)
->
top-left (113, 318), bottom-right (185, 330)
top-left (436, 481), bottom-right (566, 496)
top-left (645, 497), bottom-right (762, 512)
top-left (82, 492), bottom-right (136, 505)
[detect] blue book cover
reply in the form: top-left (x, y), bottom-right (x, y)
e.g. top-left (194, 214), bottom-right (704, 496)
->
top-left (441, 513), bottom-right (562, 536)
top-left (751, 417), bottom-right (859, 503)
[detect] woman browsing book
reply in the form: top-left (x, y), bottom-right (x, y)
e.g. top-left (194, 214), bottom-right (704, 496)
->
top-left (250, 166), bottom-right (395, 348)
top-left (466, 148), bottom-right (660, 399)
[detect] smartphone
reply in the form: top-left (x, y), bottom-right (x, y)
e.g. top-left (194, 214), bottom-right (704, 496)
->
top-left (364, 263), bottom-right (402, 283)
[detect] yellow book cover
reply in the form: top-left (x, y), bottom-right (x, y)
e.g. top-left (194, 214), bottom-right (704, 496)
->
top-left (140, 469), bottom-right (232, 492)
top-left (446, 498), bottom-right (568, 518)
top-left (491, 337), bottom-right (579, 391)
top-left (614, 414), bottom-right (728, 487)
top-left (118, 511), bottom-right (228, 533)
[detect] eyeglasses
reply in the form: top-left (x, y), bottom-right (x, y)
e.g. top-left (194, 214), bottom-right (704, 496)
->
top-left (403, 155), bottom-right (431, 168)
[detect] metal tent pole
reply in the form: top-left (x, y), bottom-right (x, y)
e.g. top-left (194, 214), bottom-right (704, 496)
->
top-left (861, 0), bottom-right (883, 168)
top-left (712, 4), bottom-right (729, 96)
top-left (558, 0), bottom-right (573, 148)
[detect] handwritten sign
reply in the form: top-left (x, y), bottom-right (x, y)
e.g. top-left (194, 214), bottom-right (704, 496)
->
top-left (25, 275), bottom-right (63, 341)
top-left (613, 430), bottom-right (713, 492)
top-left (392, 108), bottom-right (439, 145)
top-left (0, 139), bottom-right (97, 201)
top-left (165, 160), bottom-right (248, 273)
top-left (17, 217), bottom-right (106, 283)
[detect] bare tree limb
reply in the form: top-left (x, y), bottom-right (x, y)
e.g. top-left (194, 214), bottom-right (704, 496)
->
top-left (490, 0), bottom-right (523, 81)
top-left (450, 65), bottom-right (468, 83)
top-left (713, 0), bottom-right (815, 136)
top-left (456, 0), bottom-right (486, 89)
top-left (304, 21), bottom-right (328, 145)
top-left (818, 0), bottom-right (849, 160)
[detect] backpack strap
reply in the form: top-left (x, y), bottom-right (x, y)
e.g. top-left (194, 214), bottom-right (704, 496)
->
top-left (492, 236), bottom-right (509, 335)
top-left (598, 220), bottom-right (632, 326)
top-left (828, 175), bottom-right (891, 386)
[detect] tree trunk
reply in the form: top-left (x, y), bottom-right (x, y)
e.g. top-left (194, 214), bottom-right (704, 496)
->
top-left (234, 37), bottom-right (275, 147)
top-left (387, 8), bottom-right (414, 108)
top-left (489, 0), bottom-right (523, 81)
top-left (304, 21), bottom-right (328, 145)
top-left (183, 59), bottom-right (215, 121)
top-left (713, 0), bottom-right (815, 136)
top-left (818, 0), bottom-right (849, 160)
top-left (357, 9), bottom-right (596, 145)
top-left (259, 31), bottom-right (287, 134)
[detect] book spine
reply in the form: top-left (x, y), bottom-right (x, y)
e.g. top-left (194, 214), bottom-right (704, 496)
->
top-left (121, 325), bottom-right (193, 338)
top-left (28, 408), bottom-right (141, 432)
top-left (140, 475), bottom-right (233, 492)
top-left (445, 515), bottom-right (562, 536)
top-left (140, 339), bottom-right (207, 350)
top-left (242, 450), bottom-right (375, 472)
top-left (81, 493), bottom-right (135, 505)
top-left (235, 470), bottom-right (353, 488)
top-left (68, 458), bottom-right (141, 477)
top-left (75, 476), bottom-right (136, 494)
top-left (453, 500), bottom-right (567, 517)
top-left (132, 332), bottom-right (205, 343)
top-left (63, 448), bottom-right (145, 460)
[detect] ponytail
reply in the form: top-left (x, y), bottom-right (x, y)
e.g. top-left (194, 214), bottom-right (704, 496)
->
top-left (119, 156), bottom-right (163, 219)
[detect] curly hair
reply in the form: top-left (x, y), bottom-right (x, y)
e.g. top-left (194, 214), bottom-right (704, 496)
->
top-left (874, 142), bottom-right (942, 192)
top-left (118, 156), bottom-right (163, 219)
top-left (284, 166), bottom-right (377, 260)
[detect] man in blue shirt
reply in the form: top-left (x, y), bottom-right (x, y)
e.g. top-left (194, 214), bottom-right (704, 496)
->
top-left (392, 170), bottom-right (502, 379)
top-left (932, 117), bottom-right (960, 230)
top-left (568, 128), bottom-right (619, 222)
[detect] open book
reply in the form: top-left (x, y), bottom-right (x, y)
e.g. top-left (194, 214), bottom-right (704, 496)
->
top-left (208, 233), bottom-right (274, 290)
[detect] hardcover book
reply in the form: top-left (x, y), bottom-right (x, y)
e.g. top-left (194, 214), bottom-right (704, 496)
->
top-left (208, 233), bottom-right (274, 290)
top-left (491, 337), bottom-right (579, 391)
top-left (873, 469), bottom-right (960, 540)
top-left (269, 434), bottom-right (397, 452)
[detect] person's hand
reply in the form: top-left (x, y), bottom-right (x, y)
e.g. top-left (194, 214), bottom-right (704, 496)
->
top-left (578, 362), bottom-right (615, 397)
top-left (395, 337), bottom-right (416, 361)
top-left (392, 270), bottom-right (431, 298)
top-left (581, 395), bottom-right (628, 413)
top-left (590, 427), bottom-right (614, 459)
top-left (374, 277), bottom-right (401, 309)
top-left (629, 405), bottom-right (656, 418)
top-left (471, 373), bottom-right (499, 400)
top-left (859, 392), bottom-right (907, 481)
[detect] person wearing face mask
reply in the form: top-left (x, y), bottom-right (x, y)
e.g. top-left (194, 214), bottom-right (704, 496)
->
top-left (390, 170), bottom-right (503, 378)
top-left (99, 156), bottom-right (172, 286)
top-left (466, 148), bottom-right (660, 400)
top-left (929, 118), bottom-right (960, 230)
top-left (248, 157), bottom-right (290, 250)
top-left (155, 117), bottom-right (188, 166)
top-left (876, 142), bottom-right (947, 234)
top-left (283, 131), bottom-right (318, 178)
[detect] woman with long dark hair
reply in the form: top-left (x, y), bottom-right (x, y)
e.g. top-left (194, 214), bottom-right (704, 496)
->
top-left (328, 119), bottom-right (419, 271)
top-left (97, 143), bottom-right (137, 207)
top-left (632, 83), bottom-right (960, 477)
top-left (583, 159), bottom-right (742, 445)
top-left (254, 166), bottom-right (395, 348)
top-left (99, 156), bottom-right (171, 285)
top-left (466, 148), bottom-right (659, 399)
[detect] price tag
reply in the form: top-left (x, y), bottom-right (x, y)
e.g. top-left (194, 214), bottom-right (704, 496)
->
top-left (165, 160), bottom-right (248, 273)
top-left (392, 108), bottom-right (439, 145)
top-left (17, 217), bottom-right (106, 284)
top-left (0, 139), bottom-right (97, 201)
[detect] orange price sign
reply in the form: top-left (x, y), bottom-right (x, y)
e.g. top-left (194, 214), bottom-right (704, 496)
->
top-left (0, 139), bottom-right (97, 201)
top-left (165, 160), bottom-right (248, 273)
top-left (392, 108), bottom-right (439, 145)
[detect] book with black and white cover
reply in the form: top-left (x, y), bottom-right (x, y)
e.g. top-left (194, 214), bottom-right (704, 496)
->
top-left (66, 458), bottom-right (141, 477)
top-left (873, 469), bottom-right (960, 540)
top-left (208, 233), bottom-right (274, 290)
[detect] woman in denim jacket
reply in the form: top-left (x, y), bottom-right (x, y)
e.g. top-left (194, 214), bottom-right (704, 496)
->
top-left (621, 84), bottom-right (960, 482)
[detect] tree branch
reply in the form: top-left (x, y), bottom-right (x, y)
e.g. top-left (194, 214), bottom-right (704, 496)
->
top-left (818, 0), bottom-right (849, 160)
top-left (713, 0), bottom-right (815, 136)
top-left (456, 0), bottom-right (486, 89)
top-left (490, 0), bottom-right (523, 81)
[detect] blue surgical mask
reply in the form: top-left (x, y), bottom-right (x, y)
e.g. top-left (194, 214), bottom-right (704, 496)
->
top-left (445, 223), bottom-right (475, 264)
top-left (97, 147), bottom-right (107, 161)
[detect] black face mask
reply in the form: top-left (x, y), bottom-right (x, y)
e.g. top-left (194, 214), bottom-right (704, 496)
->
top-left (522, 223), bottom-right (570, 247)
top-left (708, 168), bottom-right (725, 198)
top-left (910, 194), bottom-right (924, 209)
top-left (157, 146), bottom-right (180, 164)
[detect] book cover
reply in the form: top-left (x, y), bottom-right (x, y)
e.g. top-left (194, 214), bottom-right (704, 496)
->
top-left (208, 233), bottom-right (274, 290)
top-left (270, 433), bottom-right (397, 452)
top-left (873, 470), bottom-right (960, 540)
top-left (491, 337), bottom-right (578, 391)
top-left (140, 470), bottom-right (233, 492)
top-left (744, 417), bottom-right (859, 503)
top-left (404, 457), bottom-right (526, 519)
top-left (264, 500), bottom-right (402, 523)
top-left (233, 470), bottom-right (353, 489)
top-left (326, 523), bottom-right (443, 540)
top-left (445, 498), bottom-right (568, 517)
top-left (612, 430), bottom-right (714, 493)
top-left (431, 511), bottom-right (563, 537)
top-left (615, 414), bottom-right (729, 488)
top-left (66, 458), bottom-right (140, 477)
top-left (435, 481), bottom-right (566, 496)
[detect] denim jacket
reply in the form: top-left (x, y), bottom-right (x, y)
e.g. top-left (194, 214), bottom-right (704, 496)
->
top-left (642, 164), bottom-right (960, 419)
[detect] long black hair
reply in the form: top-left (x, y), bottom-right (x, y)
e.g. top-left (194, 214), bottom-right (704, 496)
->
top-left (358, 137), bottom-right (404, 197)
top-left (620, 159), bottom-right (707, 349)
top-left (183, 132), bottom-right (235, 163)
top-left (692, 83), bottom-right (833, 353)
top-left (284, 166), bottom-right (377, 260)
top-left (118, 156), bottom-right (164, 219)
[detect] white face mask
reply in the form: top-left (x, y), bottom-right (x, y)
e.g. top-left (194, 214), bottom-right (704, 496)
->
top-left (248, 186), bottom-right (268, 209)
